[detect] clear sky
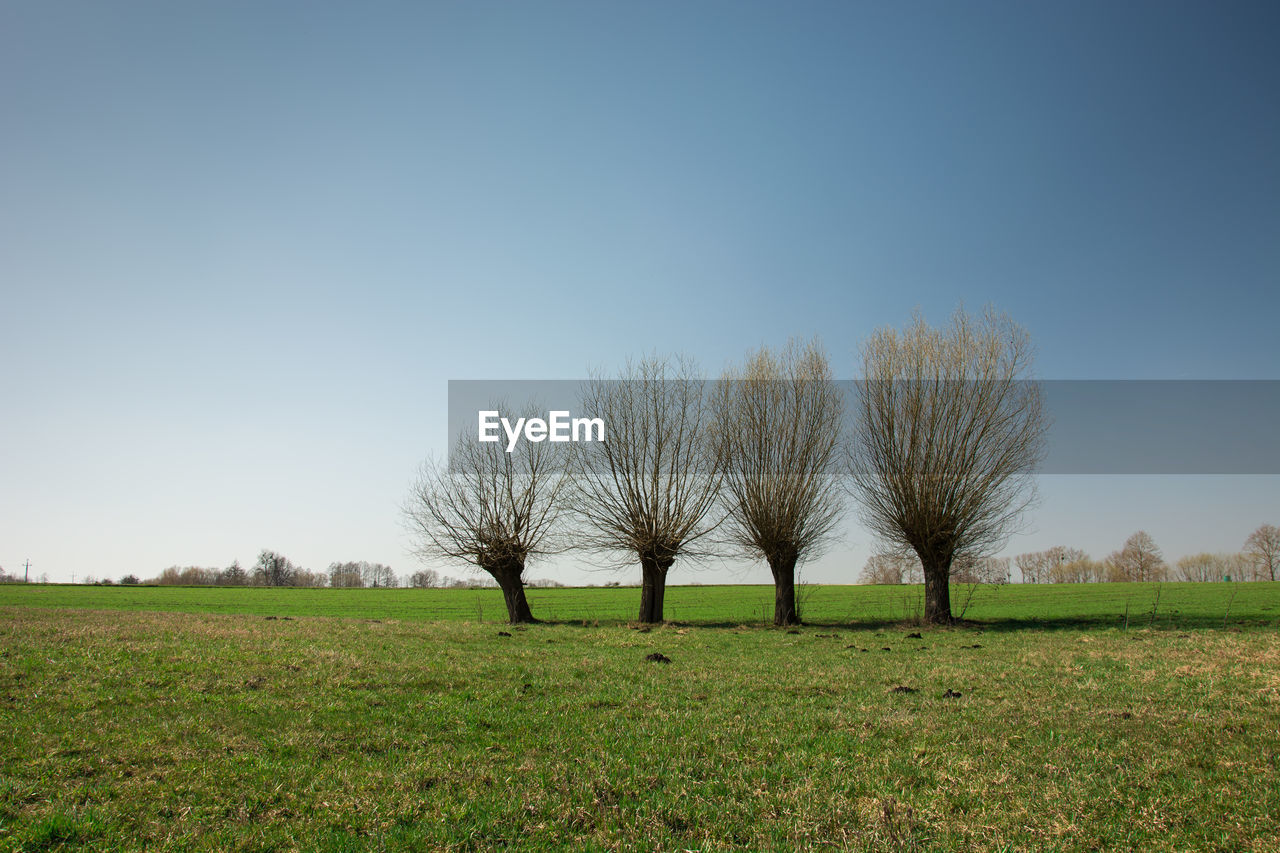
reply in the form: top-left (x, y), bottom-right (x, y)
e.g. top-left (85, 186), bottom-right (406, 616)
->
top-left (3, 1), bottom-right (1277, 584)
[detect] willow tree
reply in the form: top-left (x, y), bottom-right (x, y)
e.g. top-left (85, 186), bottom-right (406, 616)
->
top-left (712, 340), bottom-right (845, 625)
top-left (1104, 531), bottom-right (1167, 582)
top-left (847, 307), bottom-right (1048, 624)
top-left (404, 410), bottom-right (568, 623)
top-left (572, 355), bottom-right (723, 623)
top-left (1244, 524), bottom-right (1280, 581)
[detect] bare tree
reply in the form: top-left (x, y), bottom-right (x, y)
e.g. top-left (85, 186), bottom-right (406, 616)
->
top-left (362, 562), bottom-right (397, 588)
top-left (328, 562), bottom-right (366, 588)
top-left (219, 560), bottom-right (249, 586)
top-left (571, 355), bottom-right (723, 623)
top-left (404, 410), bottom-right (568, 623)
top-left (292, 568), bottom-right (328, 588)
top-left (253, 550), bottom-right (297, 587)
top-left (1048, 547), bottom-right (1094, 583)
top-left (408, 569), bottom-right (442, 589)
top-left (1174, 552), bottom-right (1245, 583)
top-left (1014, 551), bottom-right (1044, 584)
top-left (711, 340), bottom-right (845, 625)
top-left (859, 550), bottom-right (923, 585)
top-left (1105, 531), bottom-right (1167, 582)
top-left (846, 307), bottom-right (1048, 624)
top-left (1244, 524), bottom-right (1280, 581)
top-left (155, 566), bottom-right (220, 585)
top-left (1015, 546), bottom-right (1092, 584)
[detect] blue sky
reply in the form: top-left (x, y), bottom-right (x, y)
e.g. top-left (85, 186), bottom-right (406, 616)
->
top-left (2, 1), bottom-right (1277, 584)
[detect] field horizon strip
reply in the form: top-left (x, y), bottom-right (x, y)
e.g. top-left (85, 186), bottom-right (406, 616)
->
top-left (1, 580), bottom-right (1277, 629)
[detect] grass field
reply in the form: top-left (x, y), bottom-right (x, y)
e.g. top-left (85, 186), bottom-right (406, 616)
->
top-left (2, 580), bottom-right (1278, 629)
top-left (2, 583), bottom-right (1279, 851)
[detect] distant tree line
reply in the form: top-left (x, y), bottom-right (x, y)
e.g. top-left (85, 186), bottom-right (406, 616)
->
top-left (101, 552), bottom-right (574, 590)
top-left (73, 522), bottom-right (1273, 590)
top-left (856, 525), bottom-right (1278, 585)
top-left (1011, 527), bottom-right (1277, 583)
top-left (140, 551), bottom-right (391, 588)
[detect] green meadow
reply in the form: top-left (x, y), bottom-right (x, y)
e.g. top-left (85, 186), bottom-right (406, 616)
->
top-left (2, 583), bottom-right (1279, 851)
top-left (2, 580), bottom-right (1277, 629)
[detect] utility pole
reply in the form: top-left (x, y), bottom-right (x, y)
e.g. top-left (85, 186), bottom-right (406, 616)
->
top-left (71, 572), bottom-right (76, 585)
top-left (24, 559), bottom-right (31, 583)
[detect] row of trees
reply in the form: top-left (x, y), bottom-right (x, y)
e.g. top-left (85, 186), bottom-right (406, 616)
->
top-left (405, 340), bottom-right (846, 626)
top-left (407, 307), bottom-right (1280, 626)
top-left (130, 555), bottom-right (567, 590)
top-left (1016, 528), bottom-right (1278, 583)
top-left (4, 561), bottom-right (569, 589)
top-left (407, 307), bottom-right (1054, 626)
top-left (144, 553), bottom-right (395, 588)
top-left (860, 526), bottom-right (1280, 585)
top-left (79, 522), bottom-right (1274, 591)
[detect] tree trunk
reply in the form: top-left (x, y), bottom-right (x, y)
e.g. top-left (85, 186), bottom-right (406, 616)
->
top-left (487, 563), bottom-right (537, 624)
top-left (638, 554), bottom-right (673, 623)
top-left (768, 550), bottom-right (800, 626)
top-left (921, 554), bottom-right (953, 625)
